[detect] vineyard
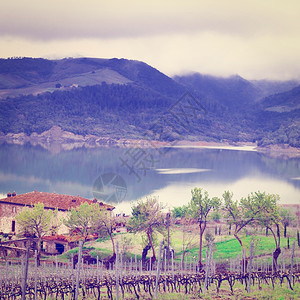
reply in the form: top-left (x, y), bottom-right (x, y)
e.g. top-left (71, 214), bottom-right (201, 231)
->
top-left (0, 241), bottom-right (299, 299)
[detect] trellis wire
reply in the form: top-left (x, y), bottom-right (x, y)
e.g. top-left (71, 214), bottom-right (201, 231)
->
top-left (0, 243), bottom-right (299, 299)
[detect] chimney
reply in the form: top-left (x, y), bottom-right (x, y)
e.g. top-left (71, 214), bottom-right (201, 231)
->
top-left (7, 192), bottom-right (11, 197)
top-left (12, 191), bottom-right (16, 197)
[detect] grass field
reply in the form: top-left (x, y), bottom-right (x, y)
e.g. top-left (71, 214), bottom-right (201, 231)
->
top-left (40, 281), bottom-right (300, 299)
top-left (57, 226), bottom-right (299, 266)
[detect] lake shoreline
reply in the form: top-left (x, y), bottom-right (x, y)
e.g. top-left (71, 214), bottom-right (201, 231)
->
top-left (0, 125), bottom-right (299, 157)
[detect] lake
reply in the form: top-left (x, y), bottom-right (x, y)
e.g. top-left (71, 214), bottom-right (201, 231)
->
top-left (0, 143), bottom-right (299, 214)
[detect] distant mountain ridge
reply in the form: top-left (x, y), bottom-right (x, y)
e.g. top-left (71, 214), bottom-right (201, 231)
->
top-left (0, 57), bottom-right (183, 99)
top-left (0, 57), bottom-right (299, 148)
top-left (260, 85), bottom-right (300, 112)
top-left (174, 73), bottom-right (299, 107)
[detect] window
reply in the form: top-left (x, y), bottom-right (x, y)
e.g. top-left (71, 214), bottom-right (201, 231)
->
top-left (12, 206), bottom-right (16, 213)
top-left (12, 220), bottom-right (15, 232)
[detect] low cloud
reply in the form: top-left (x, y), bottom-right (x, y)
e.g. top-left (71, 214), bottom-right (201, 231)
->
top-left (1, 0), bottom-right (299, 40)
top-left (1, 0), bottom-right (300, 80)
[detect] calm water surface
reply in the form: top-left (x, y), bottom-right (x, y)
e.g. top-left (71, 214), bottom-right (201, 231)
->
top-left (0, 143), bottom-right (299, 213)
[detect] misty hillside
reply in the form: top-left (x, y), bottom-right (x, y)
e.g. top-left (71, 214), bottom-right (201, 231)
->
top-left (174, 73), bottom-right (300, 107)
top-left (260, 85), bottom-right (300, 112)
top-left (0, 57), bottom-right (299, 147)
top-left (174, 73), bottom-right (260, 108)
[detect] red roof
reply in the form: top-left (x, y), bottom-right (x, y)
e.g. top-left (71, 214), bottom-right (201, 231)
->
top-left (0, 191), bottom-right (114, 211)
top-left (43, 233), bottom-right (98, 243)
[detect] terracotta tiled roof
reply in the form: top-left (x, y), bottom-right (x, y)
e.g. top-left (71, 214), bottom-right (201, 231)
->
top-left (0, 191), bottom-right (114, 211)
top-left (42, 234), bottom-right (70, 243)
top-left (43, 233), bottom-right (97, 243)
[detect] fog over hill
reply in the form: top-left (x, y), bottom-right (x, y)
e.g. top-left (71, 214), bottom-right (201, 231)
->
top-left (0, 57), bottom-right (299, 148)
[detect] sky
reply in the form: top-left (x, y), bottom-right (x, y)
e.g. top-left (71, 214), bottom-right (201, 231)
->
top-left (1, 0), bottom-right (300, 80)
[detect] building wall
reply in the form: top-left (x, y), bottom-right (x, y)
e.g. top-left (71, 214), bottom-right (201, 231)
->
top-left (56, 210), bottom-right (70, 234)
top-left (0, 202), bottom-right (71, 235)
top-left (0, 202), bottom-right (21, 234)
top-left (44, 241), bottom-right (71, 255)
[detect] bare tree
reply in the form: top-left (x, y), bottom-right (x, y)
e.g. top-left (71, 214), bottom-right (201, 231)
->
top-left (127, 196), bottom-right (165, 264)
top-left (223, 191), bottom-right (261, 249)
top-left (279, 207), bottom-right (296, 238)
top-left (181, 217), bottom-right (197, 266)
top-left (223, 191), bottom-right (282, 271)
top-left (92, 209), bottom-right (116, 256)
top-left (256, 193), bottom-right (282, 271)
top-left (188, 188), bottom-right (221, 269)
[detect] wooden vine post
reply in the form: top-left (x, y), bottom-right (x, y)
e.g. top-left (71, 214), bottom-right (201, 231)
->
top-left (155, 241), bottom-right (163, 299)
top-left (290, 241), bottom-right (295, 286)
top-left (247, 242), bottom-right (253, 293)
top-left (116, 241), bottom-right (120, 300)
top-left (75, 240), bottom-right (83, 300)
top-left (21, 242), bottom-right (30, 300)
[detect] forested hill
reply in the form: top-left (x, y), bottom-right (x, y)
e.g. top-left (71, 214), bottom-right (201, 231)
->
top-left (0, 57), bottom-right (299, 148)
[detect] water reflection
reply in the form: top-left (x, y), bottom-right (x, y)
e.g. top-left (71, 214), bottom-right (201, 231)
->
top-left (0, 143), bottom-right (299, 213)
top-left (156, 168), bottom-right (211, 174)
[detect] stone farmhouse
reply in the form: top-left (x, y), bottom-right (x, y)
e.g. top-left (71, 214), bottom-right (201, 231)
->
top-left (0, 191), bottom-right (114, 255)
